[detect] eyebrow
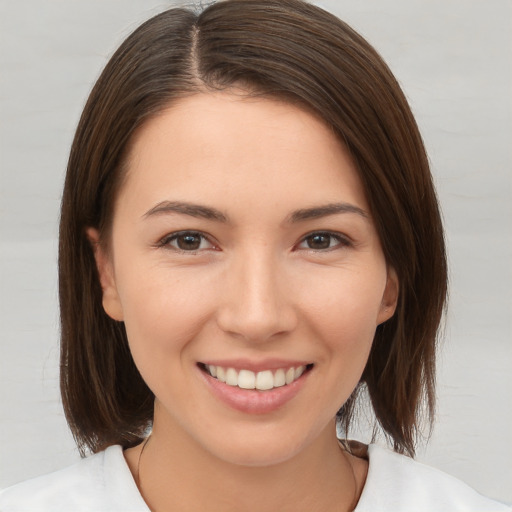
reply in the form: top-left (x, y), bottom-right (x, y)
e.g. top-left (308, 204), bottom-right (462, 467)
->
top-left (143, 201), bottom-right (228, 222)
top-left (142, 200), bottom-right (368, 223)
top-left (287, 203), bottom-right (369, 223)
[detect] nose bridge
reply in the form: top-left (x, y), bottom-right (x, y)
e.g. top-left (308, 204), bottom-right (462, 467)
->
top-left (216, 247), bottom-right (296, 342)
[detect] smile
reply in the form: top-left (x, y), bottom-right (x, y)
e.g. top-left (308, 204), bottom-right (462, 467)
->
top-left (202, 364), bottom-right (311, 391)
top-left (198, 362), bottom-right (313, 414)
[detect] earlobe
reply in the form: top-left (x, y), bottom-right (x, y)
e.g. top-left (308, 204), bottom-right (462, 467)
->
top-left (86, 228), bottom-right (124, 322)
top-left (377, 267), bottom-right (399, 325)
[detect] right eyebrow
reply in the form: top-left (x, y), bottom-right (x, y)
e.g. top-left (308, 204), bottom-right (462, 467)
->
top-left (287, 202), bottom-right (369, 223)
top-left (142, 201), bottom-right (229, 223)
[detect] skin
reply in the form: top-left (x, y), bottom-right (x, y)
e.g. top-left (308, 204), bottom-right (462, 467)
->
top-left (89, 91), bottom-right (398, 512)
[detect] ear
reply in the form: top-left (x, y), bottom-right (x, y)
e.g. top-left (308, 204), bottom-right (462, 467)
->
top-left (377, 266), bottom-right (399, 325)
top-left (86, 228), bottom-right (124, 322)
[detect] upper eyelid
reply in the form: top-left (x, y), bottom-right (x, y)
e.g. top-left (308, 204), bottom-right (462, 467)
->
top-left (298, 230), bottom-right (352, 243)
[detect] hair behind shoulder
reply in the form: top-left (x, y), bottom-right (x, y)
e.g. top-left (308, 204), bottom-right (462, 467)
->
top-left (59, 0), bottom-right (447, 457)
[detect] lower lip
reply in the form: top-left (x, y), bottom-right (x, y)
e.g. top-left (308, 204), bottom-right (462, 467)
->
top-left (200, 368), bottom-right (309, 414)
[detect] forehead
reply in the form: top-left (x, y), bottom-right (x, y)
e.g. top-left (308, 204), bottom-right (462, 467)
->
top-left (118, 91), bottom-right (369, 220)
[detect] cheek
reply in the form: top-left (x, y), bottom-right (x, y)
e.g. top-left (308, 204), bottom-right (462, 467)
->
top-left (296, 264), bottom-right (387, 404)
top-left (117, 271), bottom-right (221, 408)
top-left (115, 265), bottom-right (218, 368)
top-left (298, 266), bottom-right (386, 344)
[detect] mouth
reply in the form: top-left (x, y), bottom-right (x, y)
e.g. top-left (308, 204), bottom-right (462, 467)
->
top-left (198, 363), bottom-right (314, 391)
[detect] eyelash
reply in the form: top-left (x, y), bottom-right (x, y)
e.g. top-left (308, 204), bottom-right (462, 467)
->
top-left (297, 231), bottom-right (351, 252)
top-left (157, 231), bottom-right (217, 253)
top-left (156, 230), bottom-right (351, 253)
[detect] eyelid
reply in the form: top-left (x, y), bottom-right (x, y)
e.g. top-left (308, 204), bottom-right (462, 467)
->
top-left (156, 230), bottom-right (218, 252)
top-left (295, 230), bottom-right (352, 251)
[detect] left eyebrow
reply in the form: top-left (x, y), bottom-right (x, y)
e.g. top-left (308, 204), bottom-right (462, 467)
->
top-left (142, 201), bottom-right (228, 222)
top-left (287, 202), bottom-right (369, 223)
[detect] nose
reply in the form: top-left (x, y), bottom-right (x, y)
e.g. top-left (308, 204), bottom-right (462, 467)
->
top-left (216, 251), bottom-right (298, 343)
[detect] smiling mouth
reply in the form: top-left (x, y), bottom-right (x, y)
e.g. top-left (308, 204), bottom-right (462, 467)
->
top-left (199, 363), bottom-right (314, 391)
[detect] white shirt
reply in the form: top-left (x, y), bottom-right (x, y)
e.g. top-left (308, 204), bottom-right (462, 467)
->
top-left (0, 444), bottom-right (509, 511)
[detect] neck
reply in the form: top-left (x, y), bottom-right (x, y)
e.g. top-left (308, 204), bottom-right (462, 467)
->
top-left (125, 419), bottom-right (364, 512)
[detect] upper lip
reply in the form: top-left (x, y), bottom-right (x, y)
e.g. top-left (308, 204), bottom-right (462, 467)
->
top-left (199, 359), bottom-right (313, 372)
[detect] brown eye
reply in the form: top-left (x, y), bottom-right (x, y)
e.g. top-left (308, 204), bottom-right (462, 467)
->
top-left (162, 231), bottom-right (214, 252)
top-left (176, 233), bottom-right (202, 250)
top-left (298, 232), bottom-right (348, 251)
top-left (306, 233), bottom-right (332, 249)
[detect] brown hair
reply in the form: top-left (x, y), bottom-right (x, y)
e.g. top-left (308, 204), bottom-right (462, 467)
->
top-left (59, 0), bottom-right (447, 457)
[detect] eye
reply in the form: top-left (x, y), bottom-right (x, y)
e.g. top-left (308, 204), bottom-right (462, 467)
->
top-left (297, 231), bottom-right (349, 251)
top-left (159, 231), bottom-right (215, 252)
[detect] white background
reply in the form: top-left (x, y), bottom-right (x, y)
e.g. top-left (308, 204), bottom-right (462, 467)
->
top-left (1, 0), bottom-right (511, 505)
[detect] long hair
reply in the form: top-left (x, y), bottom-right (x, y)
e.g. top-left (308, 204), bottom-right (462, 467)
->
top-left (59, 0), bottom-right (447, 457)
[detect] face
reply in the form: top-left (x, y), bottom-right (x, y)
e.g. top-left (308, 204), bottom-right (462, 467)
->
top-left (90, 91), bottom-right (398, 467)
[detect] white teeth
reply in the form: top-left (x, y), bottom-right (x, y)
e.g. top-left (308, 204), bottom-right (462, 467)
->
top-left (206, 364), bottom-right (308, 391)
top-left (216, 366), bottom-right (226, 383)
top-left (238, 369), bottom-right (256, 389)
top-left (226, 368), bottom-right (238, 386)
top-left (255, 370), bottom-right (274, 391)
top-left (274, 368), bottom-right (286, 387)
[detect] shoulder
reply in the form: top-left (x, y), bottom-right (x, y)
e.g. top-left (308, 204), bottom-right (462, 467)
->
top-left (0, 445), bottom-right (149, 512)
top-left (356, 443), bottom-right (511, 512)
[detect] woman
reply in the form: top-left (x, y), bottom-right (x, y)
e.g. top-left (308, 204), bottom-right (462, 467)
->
top-left (1, 0), bottom-right (508, 510)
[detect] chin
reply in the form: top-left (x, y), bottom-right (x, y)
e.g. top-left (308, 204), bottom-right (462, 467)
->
top-left (195, 418), bottom-right (327, 468)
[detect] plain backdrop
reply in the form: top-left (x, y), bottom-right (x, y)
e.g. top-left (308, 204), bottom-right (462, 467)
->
top-left (1, 0), bottom-right (511, 505)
